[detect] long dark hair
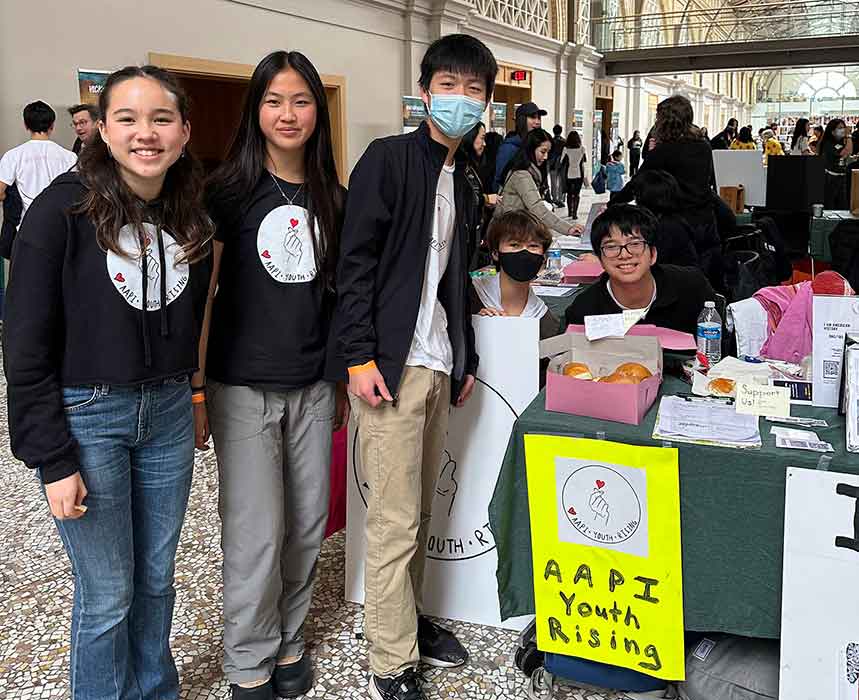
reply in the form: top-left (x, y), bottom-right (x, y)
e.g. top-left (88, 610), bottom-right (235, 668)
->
top-left (791, 118), bottom-right (810, 151)
top-left (460, 121), bottom-right (486, 168)
top-left (566, 130), bottom-right (582, 149)
top-left (653, 95), bottom-right (701, 144)
top-left (737, 126), bottom-right (754, 143)
top-left (75, 65), bottom-right (211, 262)
top-left (502, 128), bottom-right (551, 185)
top-left (821, 118), bottom-right (847, 152)
top-left (206, 51), bottom-right (343, 288)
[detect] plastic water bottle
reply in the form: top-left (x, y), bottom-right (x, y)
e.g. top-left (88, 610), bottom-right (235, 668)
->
top-left (547, 239), bottom-right (563, 274)
top-left (696, 301), bottom-right (722, 368)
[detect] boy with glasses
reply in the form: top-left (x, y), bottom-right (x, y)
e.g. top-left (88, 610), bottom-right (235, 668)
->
top-left (564, 204), bottom-right (715, 335)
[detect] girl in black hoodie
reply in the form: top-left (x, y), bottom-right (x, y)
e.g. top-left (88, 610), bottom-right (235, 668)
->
top-left (3, 66), bottom-right (211, 699)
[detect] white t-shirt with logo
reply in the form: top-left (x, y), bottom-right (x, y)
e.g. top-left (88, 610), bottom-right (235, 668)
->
top-left (406, 163), bottom-right (456, 374)
top-left (0, 140), bottom-right (77, 220)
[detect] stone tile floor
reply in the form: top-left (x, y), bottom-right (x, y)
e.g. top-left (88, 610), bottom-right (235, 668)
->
top-left (0, 191), bottom-right (629, 700)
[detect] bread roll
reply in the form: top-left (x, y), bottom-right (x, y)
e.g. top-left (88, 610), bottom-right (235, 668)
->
top-left (563, 362), bottom-right (593, 380)
top-left (708, 377), bottom-right (736, 396)
top-left (600, 373), bottom-right (639, 385)
top-left (614, 362), bottom-right (653, 382)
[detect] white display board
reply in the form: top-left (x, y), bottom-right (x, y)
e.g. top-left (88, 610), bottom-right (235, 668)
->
top-left (345, 316), bottom-right (539, 630)
top-left (713, 150), bottom-right (767, 207)
top-left (780, 467), bottom-right (859, 699)
top-left (812, 295), bottom-right (859, 408)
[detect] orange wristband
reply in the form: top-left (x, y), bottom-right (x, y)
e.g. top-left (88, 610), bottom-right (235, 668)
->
top-left (348, 360), bottom-right (377, 376)
top-left (191, 392), bottom-right (206, 404)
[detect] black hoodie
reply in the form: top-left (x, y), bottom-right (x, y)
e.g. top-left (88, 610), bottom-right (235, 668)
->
top-left (3, 172), bottom-right (210, 484)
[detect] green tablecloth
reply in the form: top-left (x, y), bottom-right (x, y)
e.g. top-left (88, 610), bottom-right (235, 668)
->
top-left (808, 211), bottom-right (859, 262)
top-left (488, 375), bottom-right (859, 639)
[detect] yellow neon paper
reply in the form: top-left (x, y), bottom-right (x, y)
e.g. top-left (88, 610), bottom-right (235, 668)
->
top-left (524, 435), bottom-right (685, 680)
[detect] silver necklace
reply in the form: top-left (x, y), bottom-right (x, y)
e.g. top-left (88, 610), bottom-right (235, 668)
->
top-left (268, 170), bottom-right (304, 206)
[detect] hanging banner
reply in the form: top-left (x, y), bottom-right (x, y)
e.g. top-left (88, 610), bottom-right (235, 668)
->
top-left (573, 110), bottom-right (584, 130)
top-left (402, 96), bottom-right (425, 133)
top-left (780, 467), bottom-right (859, 699)
top-left (524, 435), bottom-right (685, 680)
top-left (77, 69), bottom-right (111, 106)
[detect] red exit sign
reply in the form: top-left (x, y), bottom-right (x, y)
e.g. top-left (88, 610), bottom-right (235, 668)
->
top-left (511, 70), bottom-right (528, 82)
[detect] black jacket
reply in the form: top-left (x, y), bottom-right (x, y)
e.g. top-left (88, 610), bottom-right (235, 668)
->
top-left (3, 173), bottom-right (211, 484)
top-left (0, 183), bottom-right (23, 259)
top-left (652, 213), bottom-right (699, 268)
top-left (330, 122), bottom-right (478, 402)
top-left (564, 264), bottom-right (716, 336)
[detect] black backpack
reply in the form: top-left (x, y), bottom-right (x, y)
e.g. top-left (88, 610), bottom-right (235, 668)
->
top-left (829, 219), bottom-right (859, 291)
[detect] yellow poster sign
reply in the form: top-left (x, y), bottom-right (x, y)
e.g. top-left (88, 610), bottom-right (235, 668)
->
top-left (524, 435), bottom-right (685, 680)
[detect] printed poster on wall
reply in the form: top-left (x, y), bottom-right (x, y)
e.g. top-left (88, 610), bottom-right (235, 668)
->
top-left (77, 69), bottom-right (111, 106)
top-left (593, 109), bottom-right (603, 176)
top-left (345, 317), bottom-right (540, 629)
top-left (524, 435), bottom-right (685, 680)
top-left (402, 96), bottom-right (425, 133)
top-left (491, 102), bottom-right (508, 134)
top-left (573, 110), bottom-right (584, 130)
top-left (780, 468), bottom-right (859, 699)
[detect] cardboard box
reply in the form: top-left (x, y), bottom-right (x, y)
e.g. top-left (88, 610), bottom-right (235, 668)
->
top-left (562, 259), bottom-right (603, 285)
top-left (851, 169), bottom-right (859, 216)
top-left (540, 332), bottom-right (663, 425)
top-left (720, 185), bottom-right (746, 214)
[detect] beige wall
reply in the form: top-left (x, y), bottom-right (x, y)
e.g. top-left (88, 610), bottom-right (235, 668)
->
top-left (0, 0), bottom-right (405, 173)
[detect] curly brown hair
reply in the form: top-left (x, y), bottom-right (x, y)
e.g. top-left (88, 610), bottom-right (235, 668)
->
top-left (653, 95), bottom-right (702, 145)
top-left (75, 65), bottom-right (211, 263)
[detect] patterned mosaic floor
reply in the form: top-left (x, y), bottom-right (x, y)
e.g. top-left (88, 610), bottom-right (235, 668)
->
top-left (0, 193), bottom-right (628, 700)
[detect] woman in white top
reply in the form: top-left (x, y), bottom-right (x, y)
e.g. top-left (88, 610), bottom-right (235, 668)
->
top-left (564, 130), bottom-right (587, 219)
top-left (790, 118), bottom-right (812, 155)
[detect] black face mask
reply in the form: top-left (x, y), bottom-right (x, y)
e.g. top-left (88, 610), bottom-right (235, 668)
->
top-left (499, 250), bottom-right (545, 282)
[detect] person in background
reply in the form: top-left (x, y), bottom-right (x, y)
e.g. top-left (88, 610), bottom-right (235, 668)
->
top-left (564, 130), bottom-right (587, 219)
top-left (600, 129), bottom-right (611, 165)
top-left (730, 126), bottom-right (757, 150)
top-left (469, 210), bottom-right (558, 339)
top-left (699, 126), bottom-right (709, 141)
top-left (4, 65), bottom-right (212, 700)
top-left (606, 149), bottom-right (625, 201)
top-left (820, 118), bottom-right (853, 210)
top-left (493, 102), bottom-right (545, 191)
top-left (613, 95), bottom-right (723, 292)
top-left (199, 50), bottom-right (347, 700)
top-left (851, 122), bottom-right (859, 156)
top-left (761, 128), bottom-right (784, 164)
top-left (332, 34), bottom-right (495, 700)
top-left (789, 118), bottom-right (812, 155)
top-left (68, 103), bottom-right (99, 154)
top-left (632, 169), bottom-right (698, 268)
top-left (547, 124), bottom-right (567, 207)
top-left (808, 124), bottom-right (824, 154)
top-left (627, 130), bottom-right (643, 176)
top-left (480, 130), bottom-right (502, 194)
top-left (496, 128), bottom-right (582, 237)
top-left (710, 118), bottom-right (738, 150)
top-left (460, 121), bottom-right (498, 268)
top-left (0, 100), bottom-right (77, 220)
top-left (564, 204), bottom-right (715, 336)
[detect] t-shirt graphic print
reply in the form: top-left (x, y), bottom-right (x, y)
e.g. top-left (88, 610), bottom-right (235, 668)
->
top-left (256, 204), bottom-right (317, 283)
top-left (106, 222), bottom-right (189, 310)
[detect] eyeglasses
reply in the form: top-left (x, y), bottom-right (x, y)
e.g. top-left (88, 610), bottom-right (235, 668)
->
top-left (600, 240), bottom-right (648, 258)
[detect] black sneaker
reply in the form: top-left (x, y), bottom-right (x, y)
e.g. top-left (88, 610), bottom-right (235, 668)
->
top-left (417, 615), bottom-right (468, 668)
top-left (273, 655), bottom-right (313, 698)
top-left (230, 681), bottom-right (274, 700)
top-left (369, 669), bottom-right (425, 700)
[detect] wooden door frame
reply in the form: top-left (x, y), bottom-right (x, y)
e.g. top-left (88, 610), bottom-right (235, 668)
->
top-left (148, 52), bottom-right (348, 182)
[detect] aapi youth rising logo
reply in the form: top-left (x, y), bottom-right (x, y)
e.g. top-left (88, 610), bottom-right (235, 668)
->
top-left (561, 464), bottom-right (642, 547)
top-left (256, 204), bottom-right (317, 284)
top-left (106, 223), bottom-right (189, 310)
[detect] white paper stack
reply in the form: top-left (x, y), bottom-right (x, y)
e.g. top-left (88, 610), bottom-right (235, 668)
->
top-left (652, 396), bottom-right (761, 449)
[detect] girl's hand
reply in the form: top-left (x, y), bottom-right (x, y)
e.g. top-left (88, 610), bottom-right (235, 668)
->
top-left (478, 307), bottom-right (506, 317)
top-left (193, 402), bottom-right (210, 450)
top-left (569, 223), bottom-right (584, 235)
top-left (45, 472), bottom-right (88, 520)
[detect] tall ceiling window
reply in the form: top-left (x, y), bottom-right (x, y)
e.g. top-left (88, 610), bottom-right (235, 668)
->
top-left (796, 71), bottom-right (857, 100)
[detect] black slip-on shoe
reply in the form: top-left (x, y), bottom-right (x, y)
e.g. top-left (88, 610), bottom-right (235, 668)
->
top-left (273, 655), bottom-right (313, 698)
top-left (368, 668), bottom-right (425, 700)
top-left (230, 681), bottom-right (274, 700)
top-left (417, 615), bottom-right (468, 668)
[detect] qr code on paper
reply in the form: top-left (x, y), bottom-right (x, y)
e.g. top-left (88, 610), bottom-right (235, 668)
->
top-left (824, 360), bottom-right (840, 380)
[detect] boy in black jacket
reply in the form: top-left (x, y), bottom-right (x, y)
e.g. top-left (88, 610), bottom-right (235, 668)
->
top-left (332, 34), bottom-right (497, 700)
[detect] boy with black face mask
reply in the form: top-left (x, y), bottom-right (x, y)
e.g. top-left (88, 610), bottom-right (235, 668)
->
top-left (469, 209), bottom-right (558, 339)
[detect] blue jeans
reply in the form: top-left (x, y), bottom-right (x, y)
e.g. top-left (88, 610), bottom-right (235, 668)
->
top-left (50, 377), bottom-right (194, 700)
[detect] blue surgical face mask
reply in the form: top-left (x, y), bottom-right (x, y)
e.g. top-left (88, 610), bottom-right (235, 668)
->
top-left (426, 93), bottom-right (486, 139)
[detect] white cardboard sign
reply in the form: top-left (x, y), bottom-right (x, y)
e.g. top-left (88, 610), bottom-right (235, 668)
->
top-left (344, 316), bottom-right (539, 629)
top-left (812, 296), bottom-right (859, 408)
top-left (780, 467), bottom-right (859, 699)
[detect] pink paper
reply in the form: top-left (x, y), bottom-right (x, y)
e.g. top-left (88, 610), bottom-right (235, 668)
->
top-left (562, 260), bottom-right (603, 284)
top-left (565, 323), bottom-right (696, 351)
